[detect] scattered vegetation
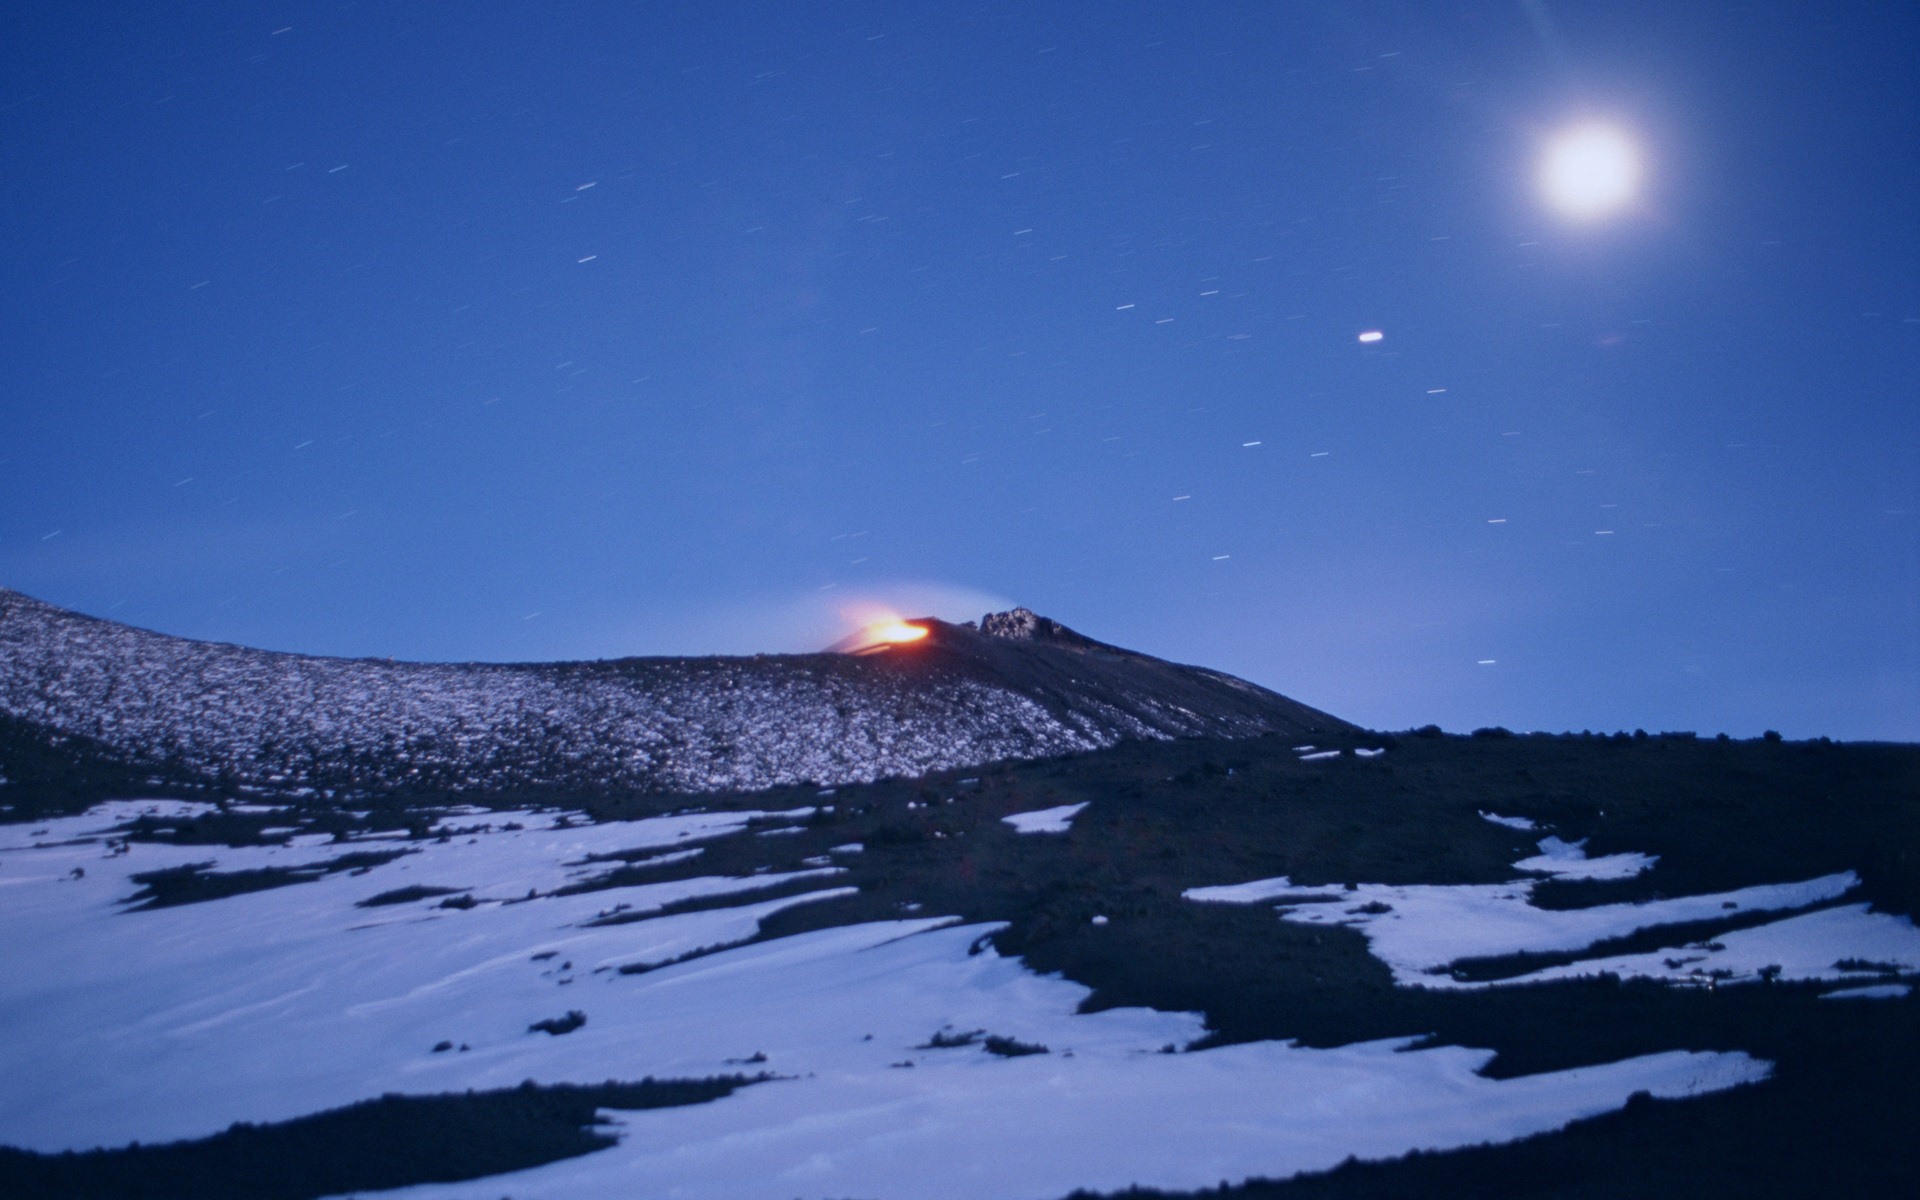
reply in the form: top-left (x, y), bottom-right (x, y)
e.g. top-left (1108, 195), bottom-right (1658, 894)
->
top-left (0, 715), bottom-right (205, 822)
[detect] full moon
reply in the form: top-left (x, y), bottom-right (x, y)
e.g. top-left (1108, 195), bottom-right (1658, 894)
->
top-left (1539, 124), bottom-right (1640, 220)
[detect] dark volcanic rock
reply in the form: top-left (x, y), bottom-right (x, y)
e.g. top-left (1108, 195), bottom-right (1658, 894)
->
top-left (977, 607), bottom-right (1071, 642)
top-left (0, 588), bottom-right (1349, 801)
top-left (948, 609), bottom-right (1346, 743)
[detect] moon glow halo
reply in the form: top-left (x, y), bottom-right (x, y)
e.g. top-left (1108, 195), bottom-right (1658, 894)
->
top-left (1540, 124), bottom-right (1641, 221)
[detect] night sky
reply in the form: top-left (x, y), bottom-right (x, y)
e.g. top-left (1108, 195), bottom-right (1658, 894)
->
top-left (3, 3), bottom-right (1915, 740)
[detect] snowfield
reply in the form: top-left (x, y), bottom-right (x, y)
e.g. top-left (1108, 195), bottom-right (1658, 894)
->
top-left (0, 802), bottom-right (848, 1148)
top-left (1, 800), bottom-right (1771, 1199)
top-left (346, 1038), bottom-right (1761, 1200)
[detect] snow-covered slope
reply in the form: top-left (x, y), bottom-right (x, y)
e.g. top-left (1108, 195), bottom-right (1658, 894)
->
top-left (0, 590), bottom-right (1348, 801)
top-left (1, 721), bottom-right (1912, 1198)
top-left (0, 799), bottom-right (1768, 1200)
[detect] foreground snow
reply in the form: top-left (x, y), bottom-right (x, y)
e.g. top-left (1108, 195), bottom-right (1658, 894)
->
top-left (347, 1035), bottom-right (1760, 1200)
top-left (0, 801), bottom-right (1773, 1200)
top-left (0, 801), bottom-right (844, 1148)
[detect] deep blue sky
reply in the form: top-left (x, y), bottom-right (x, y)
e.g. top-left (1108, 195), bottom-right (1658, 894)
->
top-left (3, 2), bottom-right (1915, 740)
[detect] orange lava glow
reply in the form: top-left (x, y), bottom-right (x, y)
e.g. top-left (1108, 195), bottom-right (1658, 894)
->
top-left (827, 601), bottom-right (942, 653)
top-left (870, 621), bottom-right (929, 645)
top-left (831, 614), bottom-right (932, 653)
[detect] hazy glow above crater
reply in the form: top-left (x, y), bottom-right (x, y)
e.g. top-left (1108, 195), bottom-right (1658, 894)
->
top-left (1540, 124), bottom-right (1641, 220)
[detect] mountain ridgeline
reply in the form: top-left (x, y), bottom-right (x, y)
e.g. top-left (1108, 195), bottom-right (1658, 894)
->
top-left (0, 589), bottom-right (1348, 806)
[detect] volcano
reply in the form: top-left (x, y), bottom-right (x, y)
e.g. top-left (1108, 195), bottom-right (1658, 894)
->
top-left (0, 589), bottom-right (1347, 806)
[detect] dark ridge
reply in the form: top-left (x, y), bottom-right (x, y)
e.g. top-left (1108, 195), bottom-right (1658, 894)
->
top-left (0, 1075), bottom-right (770, 1200)
top-left (908, 612), bottom-right (1354, 741)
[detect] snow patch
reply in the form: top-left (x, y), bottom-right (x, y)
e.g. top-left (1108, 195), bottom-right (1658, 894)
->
top-left (1501, 904), bottom-right (1920, 989)
top-left (1479, 811), bottom-right (1538, 832)
top-left (1820, 983), bottom-right (1912, 1001)
top-left (1512, 836), bottom-right (1656, 880)
top-left (1188, 870), bottom-right (1861, 989)
top-left (1001, 802), bottom-right (1088, 834)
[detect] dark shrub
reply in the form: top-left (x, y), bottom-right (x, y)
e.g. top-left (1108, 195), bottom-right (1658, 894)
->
top-left (358, 885), bottom-right (464, 908)
top-left (529, 1011), bottom-right (586, 1036)
top-left (918, 1029), bottom-right (983, 1049)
